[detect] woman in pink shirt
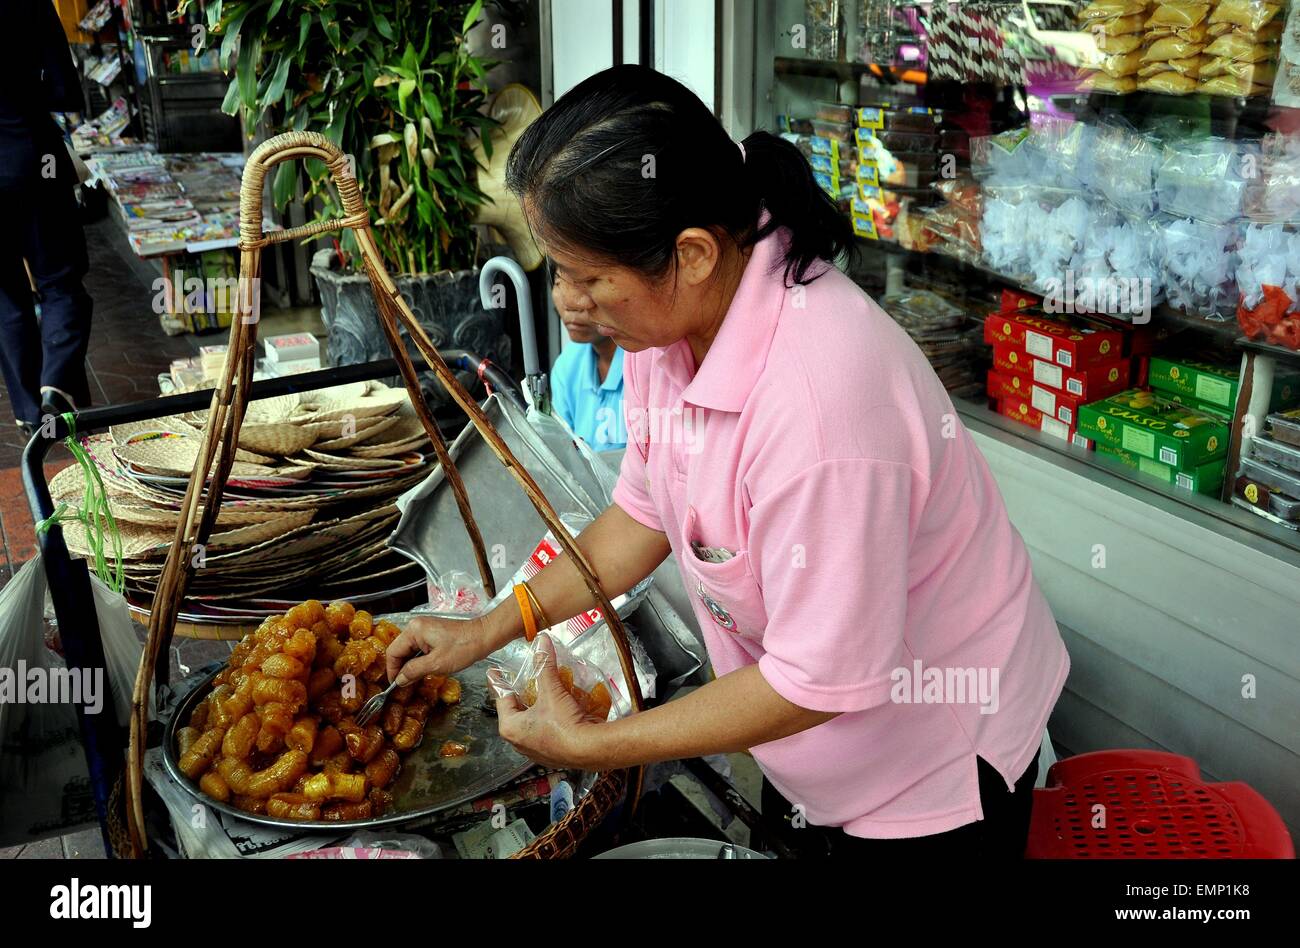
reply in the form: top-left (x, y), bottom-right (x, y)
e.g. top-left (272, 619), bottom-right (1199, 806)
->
top-left (388, 65), bottom-right (1069, 857)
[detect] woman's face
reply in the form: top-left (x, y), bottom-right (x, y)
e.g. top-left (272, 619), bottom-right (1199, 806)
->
top-left (541, 229), bottom-right (725, 354)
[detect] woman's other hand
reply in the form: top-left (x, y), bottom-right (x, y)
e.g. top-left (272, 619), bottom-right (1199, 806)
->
top-left (492, 634), bottom-right (604, 770)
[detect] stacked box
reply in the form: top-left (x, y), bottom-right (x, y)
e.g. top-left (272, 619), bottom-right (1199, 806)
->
top-left (1149, 357), bottom-right (1300, 417)
top-left (1095, 444), bottom-right (1226, 497)
top-left (995, 396), bottom-right (1089, 445)
top-left (983, 310), bottom-right (1125, 369)
top-left (1078, 390), bottom-right (1230, 472)
top-left (992, 344), bottom-right (1131, 403)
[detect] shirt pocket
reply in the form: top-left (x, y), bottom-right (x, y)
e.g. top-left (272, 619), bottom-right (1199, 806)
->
top-left (681, 505), bottom-right (768, 641)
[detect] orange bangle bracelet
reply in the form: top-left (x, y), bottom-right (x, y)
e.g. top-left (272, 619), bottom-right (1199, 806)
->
top-left (514, 584), bottom-right (539, 642)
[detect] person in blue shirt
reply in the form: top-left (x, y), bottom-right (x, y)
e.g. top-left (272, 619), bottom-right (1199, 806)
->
top-left (548, 274), bottom-right (626, 450)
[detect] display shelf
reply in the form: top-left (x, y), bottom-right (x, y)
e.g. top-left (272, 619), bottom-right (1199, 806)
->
top-left (773, 56), bottom-right (925, 86)
top-left (955, 396), bottom-right (1300, 557)
top-left (1237, 337), bottom-right (1300, 370)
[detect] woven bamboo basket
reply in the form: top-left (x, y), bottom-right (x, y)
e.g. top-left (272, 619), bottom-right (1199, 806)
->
top-left (122, 132), bottom-right (644, 859)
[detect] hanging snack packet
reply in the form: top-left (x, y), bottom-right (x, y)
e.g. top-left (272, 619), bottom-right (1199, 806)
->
top-left (1146, 2), bottom-right (1212, 29)
top-left (1091, 12), bottom-right (1149, 34)
top-left (1207, 18), bottom-right (1283, 39)
top-left (1098, 32), bottom-right (1144, 54)
top-left (1139, 54), bottom-right (1210, 76)
top-left (1084, 71), bottom-right (1139, 93)
top-left (1201, 56), bottom-right (1277, 82)
top-left (1080, 0), bottom-right (1150, 19)
top-left (1098, 50), bottom-right (1144, 75)
top-left (1204, 31), bottom-right (1278, 60)
top-left (1209, 0), bottom-right (1282, 32)
top-left (1200, 73), bottom-right (1270, 94)
top-left (1146, 22), bottom-right (1209, 41)
top-left (1142, 33), bottom-right (1207, 60)
top-left (1139, 71), bottom-right (1201, 92)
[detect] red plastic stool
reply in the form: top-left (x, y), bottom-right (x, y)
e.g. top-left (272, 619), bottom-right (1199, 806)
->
top-left (1026, 750), bottom-right (1295, 859)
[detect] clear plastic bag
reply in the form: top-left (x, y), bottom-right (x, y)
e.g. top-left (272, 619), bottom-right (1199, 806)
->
top-left (1200, 57), bottom-right (1277, 83)
top-left (1083, 71), bottom-right (1138, 93)
top-left (1139, 72), bottom-right (1201, 93)
top-left (1200, 73), bottom-right (1271, 95)
top-left (1080, 0), bottom-right (1150, 19)
top-left (1142, 35), bottom-right (1207, 62)
top-left (1146, 2), bottom-right (1213, 30)
top-left (0, 557), bottom-right (95, 845)
top-left (1159, 216), bottom-right (1241, 316)
top-left (489, 633), bottom-right (619, 722)
top-left (1209, 0), bottom-right (1282, 32)
top-left (1090, 122), bottom-right (1162, 215)
top-left (1138, 55), bottom-right (1210, 77)
top-left (1156, 137), bottom-right (1251, 223)
top-left (1204, 32), bottom-right (1277, 60)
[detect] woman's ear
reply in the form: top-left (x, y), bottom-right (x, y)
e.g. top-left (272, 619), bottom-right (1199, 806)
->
top-left (674, 227), bottom-right (722, 287)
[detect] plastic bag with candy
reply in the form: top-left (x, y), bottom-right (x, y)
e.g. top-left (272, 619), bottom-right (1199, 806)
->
top-left (1209, 0), bottom-right (1283, 33)
top-left (490, 633), bottom-right (619, 723)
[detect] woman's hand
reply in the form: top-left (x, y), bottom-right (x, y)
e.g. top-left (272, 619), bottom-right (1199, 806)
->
top-left (491, 635), bottom-right (605, 770)
top-left (385, 615), bottom-right (493, 685)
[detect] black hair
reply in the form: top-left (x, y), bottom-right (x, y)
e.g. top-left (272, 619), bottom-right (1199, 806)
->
top-left (506, 64), bottom-right (853, 287)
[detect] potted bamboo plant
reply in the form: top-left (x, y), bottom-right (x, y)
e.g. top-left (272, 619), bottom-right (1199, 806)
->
top-left (199, 0), bottom-right (510, 383)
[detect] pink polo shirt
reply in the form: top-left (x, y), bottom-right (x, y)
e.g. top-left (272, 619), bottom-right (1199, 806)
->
top-left (612, 226), bottom-right (1069, 839)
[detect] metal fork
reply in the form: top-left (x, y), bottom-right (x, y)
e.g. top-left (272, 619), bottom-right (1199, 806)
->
top-left (356, 677), bottom-right (402, 727)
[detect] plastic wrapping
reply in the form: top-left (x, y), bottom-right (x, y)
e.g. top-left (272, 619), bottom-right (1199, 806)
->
top-left (1250, 435), bottom-right (1300, 474)
top-left (1098, 33), bottom-right (1144, 54)
top-left (1155, 137), bottom-right (1251, 224)
top-left (489, 633), bottom-right (618, 722)
top-left (1138, 55), bottom-right (1210, 76)
top-left (1082, 72), bottom-right (1139, 93)
top-left (1269, 408), bottom-right (1300, 446)
top-left (1146, 3), bottom-right (1212, 30)
top-left (1235, 224), bottom-right (1298, 309)
top-left (1201, 57), bottom-right (1277, 82)
top-left (1159, 217), bottom-right (1240, 315)
top-left (1142, 35), bottom-right (1206, 62)
top-left (1147, 22), bottom-right (1210, 42)
top-left (1239, 454), bottom-right (1300, 499)
top-left (1090, 122), bottom-right (1161, 216)
top-left (1098, 50), bottom-right (1144, 76)
top-left (1092, 11), bottom-right (1148, 34)
top-left (1209, 0), bottom-right (1282, 33)
top-left (1081, 0), bottom-right (1148, 18)
top-left (1200, 73), bottom-right (1271, 94)
top-left (1139, 71), bottom-right (1202, 92)
top-left (1204, 31), bottom-right (1277, 60)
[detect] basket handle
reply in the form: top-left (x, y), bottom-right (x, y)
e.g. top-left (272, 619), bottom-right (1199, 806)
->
top-left (237, 131), bottom-right (370, 251)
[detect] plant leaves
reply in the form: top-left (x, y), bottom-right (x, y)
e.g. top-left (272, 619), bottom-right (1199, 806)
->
top-left (263, 53), bottom-right (292, 108)
top-left (236, 34), bottom-right (261, 113)
top-left (373, 12), bottom-right (395, 41)
top-left (272, 161), bottom-right (297, 210)
top-left (462, 0), bottom-right (484, 36)
top-left (397, 78), bottom-right (416, 114)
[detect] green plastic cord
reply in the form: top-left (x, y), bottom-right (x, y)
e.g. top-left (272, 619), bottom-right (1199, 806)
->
top-left (36, 412), bottom-right (124, 594)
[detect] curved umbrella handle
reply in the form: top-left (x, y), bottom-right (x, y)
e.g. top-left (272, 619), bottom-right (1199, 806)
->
top-left (480, 255), bottom-right (539, 377)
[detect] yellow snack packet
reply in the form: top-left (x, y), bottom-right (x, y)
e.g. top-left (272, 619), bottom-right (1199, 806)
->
top-left (1080, 0), bottom-right (1150, 19)
top-left (1145, 23), bottom-right (1209, 41)
top-left (1099, 50), bottom-right (1144, 76)
top-left (1139, 71), bottom-right (1200, 93)
top-left (1200, 73), bottom-right (1270, 94)
top-left (1138, 54), bottom-right (1209, 76)
top-left (1145, 2), bottom-right (1211, 29)
top-left (1097, 33), bottom-right (1144, 54)
top-left (1083, 71), bottom-right (1140, 93)
top-left (1208, 0), bottom-right (1281, 33)
top-left (1200, 56), bottom-right (1277, 82)
top-left (1142, 34), bottom-right (1206, 60)
top-left (1205, 20), bottom-right (1283, 41)
top-left (1204, 32), bottom-right (1276, 61)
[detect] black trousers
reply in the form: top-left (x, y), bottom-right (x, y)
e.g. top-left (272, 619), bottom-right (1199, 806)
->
top-left (760, 754), bottom-right (1040, 858)
top-left (0, 173), bottom-right (93, 424)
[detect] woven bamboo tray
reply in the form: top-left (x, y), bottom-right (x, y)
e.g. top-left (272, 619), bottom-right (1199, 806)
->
top-left (122, 132), bottom-right (644, 860)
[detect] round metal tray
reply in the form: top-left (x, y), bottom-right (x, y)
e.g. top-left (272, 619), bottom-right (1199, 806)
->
top-left (161, 618), bottom-right (532, 832)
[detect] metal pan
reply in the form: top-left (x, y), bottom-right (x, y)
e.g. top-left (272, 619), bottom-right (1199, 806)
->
top-left (160, 615), bottom-right (532, 832)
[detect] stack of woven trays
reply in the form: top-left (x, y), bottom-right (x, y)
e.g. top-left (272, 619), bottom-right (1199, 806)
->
top-left (50, 382), bottom-right (434, 625)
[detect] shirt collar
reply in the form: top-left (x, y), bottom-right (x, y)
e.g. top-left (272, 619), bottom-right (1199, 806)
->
top-left (676, 219), bottom-right (790, 414)
top-left (581, 343), bottom-right (623, 394)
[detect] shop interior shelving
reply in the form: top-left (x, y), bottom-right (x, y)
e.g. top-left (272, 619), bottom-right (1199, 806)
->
top-left (759, 2), bottom-right (1300, 556)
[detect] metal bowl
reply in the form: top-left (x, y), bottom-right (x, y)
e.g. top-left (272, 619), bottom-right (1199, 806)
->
top-left (161, 615), bottom-right (532, 832)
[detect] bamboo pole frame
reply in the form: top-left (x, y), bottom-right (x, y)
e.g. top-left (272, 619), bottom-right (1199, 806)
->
top-left (124, 132), bottom-right (644, 857)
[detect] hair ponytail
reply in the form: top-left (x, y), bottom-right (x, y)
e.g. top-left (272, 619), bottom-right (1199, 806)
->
top-left (741, 131), bottom-right (855, 285)
top-left (508, 65), bottom-right (853, 288)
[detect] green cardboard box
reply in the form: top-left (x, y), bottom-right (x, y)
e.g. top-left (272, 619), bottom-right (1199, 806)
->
top-left (1078, 389), bottom-right (1229, 471)
top-left (1163, 392), bottom-right (1231, 423)
top-left (1149, 357), bottom-right (1300, 413)
top-left (1095, 444), bottom-right (1225, 496)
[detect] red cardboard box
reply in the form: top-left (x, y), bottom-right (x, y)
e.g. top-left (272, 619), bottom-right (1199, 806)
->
top-left (996, 396), bottom-right (1080, 443)
top-left (986, 368), bottom-right (1034, 403)
top-left (989, 370), bottom-right (1088, 427)
top-left (984, 310), bottom-right (1124, 369)
top-left (992, 344), bottom-right (1131, 402)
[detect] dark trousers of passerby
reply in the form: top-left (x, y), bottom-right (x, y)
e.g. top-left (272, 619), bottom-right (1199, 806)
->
top-left (0, 172), bottom-right (93, 426)
top-left (760, 754), bottom-right (1040, 858)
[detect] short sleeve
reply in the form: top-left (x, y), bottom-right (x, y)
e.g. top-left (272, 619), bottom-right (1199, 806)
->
top-left (610, 351), bottom-right (663, 532)
top-left (750, 458), bottom-right (926, 713)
